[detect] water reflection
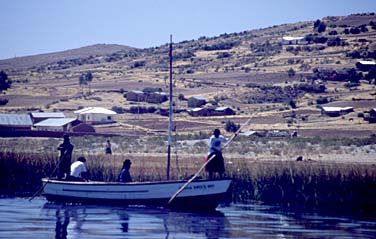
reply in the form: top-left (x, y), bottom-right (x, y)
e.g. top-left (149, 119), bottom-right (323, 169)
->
top-left (117, 211), bottom-right (129, 233)
top-left (44, 204), bottom-right (87, 239)
top-left (42, 203), bottom-right (229, 239)
top-left (0, 198), bottom-right (376, 238)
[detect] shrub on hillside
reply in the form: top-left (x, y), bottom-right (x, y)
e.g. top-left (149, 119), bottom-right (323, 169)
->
top-left (316, 97), bottom-right (329, 105)
top-left (133, 61), bottom-right (146, 68)
top-left (202, 41), bottom-right (239, 51)
top-left (313, 19), bottom-right (326, 33)
top-left (0, 99), bottom-right (8, 106)
top-left (310, 68), bottom-right (363, 83)
top-left (327, 37), bottom-right (342, 47)
top-left (225, 120), bottom-right (240, 133)
top-left (111, 106), bottom-right (126, 114)
top-left (328, 30), bottom-right (338, 35)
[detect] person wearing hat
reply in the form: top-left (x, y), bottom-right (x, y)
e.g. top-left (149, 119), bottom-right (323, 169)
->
top-left (70, 156), bottom-right (88, 181)
top-left (57, 134), bottom-right (74, 180)
top-left (118, 159), bottom-right (132, 183)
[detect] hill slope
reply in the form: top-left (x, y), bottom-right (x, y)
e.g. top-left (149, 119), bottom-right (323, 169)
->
top-left (1, 13), bottom-right (375, 138)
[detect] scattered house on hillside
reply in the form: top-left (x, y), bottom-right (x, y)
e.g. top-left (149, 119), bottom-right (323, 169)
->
top-left (321, 106), bottom-right (354, 117)
top-left (282, 36), bottom-right (308, 45)
top-left (188, 107), bottom-right (209, 117)
top-left (266, 130), bottom-right (291, 138)
top-left (0, 114), bottom-right (33, 131)
top-left (126, 88), bottom-right (168, 104)
top-left (188, 96), bottom-right (206, 108)
top-left (33, 118), bottom-right (79, 132)
top-left (145, 92), bottom-right (168, 104)
top-left (212, 106), bottom-right (235, 116)
top-left (369, 108), bottom-right (376, 123)
top-left (188, 106), bottom-right (235, 117)
top-left (240, 130), bottom-right (265, 137)
top-left (126, 90), bottom-right (145, 102)
top-left (30, 112), bottom-right (65, 124)
top-left (143, 87), bottom-right (163, 93)
top-left (356, 60), bottom-right (376, 71)
top-left (74, 107), bottom-right (117, 124)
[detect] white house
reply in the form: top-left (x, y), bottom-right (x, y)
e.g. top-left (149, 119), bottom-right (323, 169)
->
top-left (322, 106), bottom-right (354, 117)
top-left (356, 60), bottom-right (376, 71)
top-left (282, 36), bottom-right (308, 45)
top-left (74, 107), bottom-right (117, 124)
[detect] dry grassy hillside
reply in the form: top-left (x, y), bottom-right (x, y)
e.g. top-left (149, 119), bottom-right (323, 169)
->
top-left (1, 13), bottom-right (376, 138)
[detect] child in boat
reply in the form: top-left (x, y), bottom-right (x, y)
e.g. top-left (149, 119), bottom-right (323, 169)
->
top-left (70, 156), bottom-right (88, 181)
top-left (118, 159), bottom-right (132, 183)
top-left (206, 129), bottom-right (228, 179)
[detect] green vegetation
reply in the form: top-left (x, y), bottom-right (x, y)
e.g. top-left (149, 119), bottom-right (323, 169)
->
top-left (79, 71), bottom-right (93, 94)
top-left (0, 70), bottom-right (11, 93)
top-left (225, 120), bottom-right (240, 133)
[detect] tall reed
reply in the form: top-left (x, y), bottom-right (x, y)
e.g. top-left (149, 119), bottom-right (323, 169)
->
top-left (227, 159), bottom-right (376, 213)
top-left (1, 136), bottom-right (376, 214)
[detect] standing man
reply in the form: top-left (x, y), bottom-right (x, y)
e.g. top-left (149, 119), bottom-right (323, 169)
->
top-left (57, 134), bottom-right (74, 180)
top-left (206, 129), bottom-right (228, 179)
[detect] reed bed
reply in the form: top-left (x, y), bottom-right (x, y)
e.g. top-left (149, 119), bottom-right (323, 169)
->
top-left (227, 159), bottom-right (376, 214)
top-left (1, 135), bottom-right (376, 214)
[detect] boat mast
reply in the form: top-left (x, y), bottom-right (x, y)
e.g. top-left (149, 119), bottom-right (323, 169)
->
top-left (167, 35), bottom-right (173, 180)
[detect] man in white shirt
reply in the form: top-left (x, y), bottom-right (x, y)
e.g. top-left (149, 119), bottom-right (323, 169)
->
top-left (70, 156), bottom-right (88, 181)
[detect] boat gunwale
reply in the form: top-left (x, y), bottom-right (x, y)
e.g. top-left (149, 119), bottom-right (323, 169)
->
top-left (41, 178), bottom-right (232, 186)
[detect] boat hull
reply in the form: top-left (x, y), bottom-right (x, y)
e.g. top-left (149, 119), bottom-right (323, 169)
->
top-left (42, 178), bottom-right (232, 211)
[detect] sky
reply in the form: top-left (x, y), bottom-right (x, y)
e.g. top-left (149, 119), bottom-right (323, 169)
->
top-left (0, 0), bottom-right (375, 60)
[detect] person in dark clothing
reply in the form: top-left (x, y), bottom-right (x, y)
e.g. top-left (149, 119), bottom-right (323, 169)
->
top-left (206, 129), bottom-right (228, 179)
top-left (57, 134), bottom-right (74, 180)
top-left (105, 139), bottom-right (112, 155)
top-left (118, 159), bottom-right (132, 183)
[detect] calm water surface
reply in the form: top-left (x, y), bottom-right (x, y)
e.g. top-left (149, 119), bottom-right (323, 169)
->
top-left (0, 197), bottom-right (375, 239)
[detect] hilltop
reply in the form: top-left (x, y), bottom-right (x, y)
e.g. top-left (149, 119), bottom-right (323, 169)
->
top-left (0, 13), bottom-right (375, 138)
top-left (0, 44), bottom-right (134, 70)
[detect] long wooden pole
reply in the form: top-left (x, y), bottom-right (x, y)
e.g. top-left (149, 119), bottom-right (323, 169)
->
top-left (29, 155), bottom-right (63, 201)
top-left (168, 113), bottom-right (256, 205)
top-left (167, 35), bottom-right (173, 180)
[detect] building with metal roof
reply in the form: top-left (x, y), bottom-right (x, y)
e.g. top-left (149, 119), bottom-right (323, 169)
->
top-left (0, 114), bottom-right (33, 135)
top-left (188, 96), bottom-right (206, 108)
top-left (34, 118), bottom-right (78, 132)
top-left (214, 106), bottom-right (235, 116)
top-left (126, 90), bottom-right (146, 102)
top-left (30, 112), bottom-right (65, 124)
top-left (282, 36), bottom-right (308, 45)
top-left (0, 114), bottom-right (33, 127)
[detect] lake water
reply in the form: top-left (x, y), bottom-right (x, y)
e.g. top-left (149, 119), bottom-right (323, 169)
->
top-left (0, 197), bottom-right (375, 239)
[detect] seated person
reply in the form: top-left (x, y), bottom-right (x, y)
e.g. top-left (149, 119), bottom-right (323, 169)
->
top-left (69, 156), bottom-right (88, 181)
top-left (118, 159), bottom-right (132, 183)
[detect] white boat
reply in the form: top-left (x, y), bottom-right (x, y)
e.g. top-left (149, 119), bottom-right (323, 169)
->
top-left (41, 36), bottom-right (232, 211)
top-left (42, 178), bottom-right (232, 211)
